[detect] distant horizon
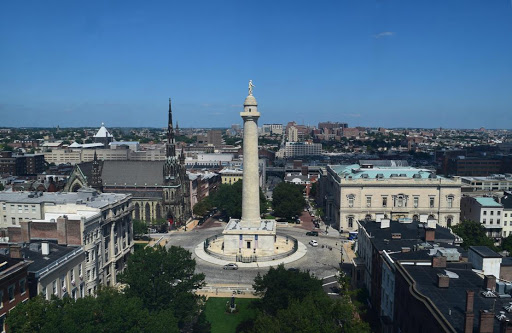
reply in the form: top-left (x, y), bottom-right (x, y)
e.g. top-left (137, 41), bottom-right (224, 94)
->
top-left (2, 125), bottom-right (511, 131)
top-left (1, 1), bottom-right (511, 129)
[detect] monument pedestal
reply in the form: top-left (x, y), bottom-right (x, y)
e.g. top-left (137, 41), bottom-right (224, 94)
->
top-left (223, 219), bottom-right (277, 257)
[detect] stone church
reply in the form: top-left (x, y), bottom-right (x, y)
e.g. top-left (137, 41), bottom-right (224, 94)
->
top-left (64, 99), bottom-right (191, 226)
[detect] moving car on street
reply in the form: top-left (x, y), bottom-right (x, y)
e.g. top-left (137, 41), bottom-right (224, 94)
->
top-left (309, 240), bottom-right (318, 247)
top-left (306, 231), bottom-right (318, 236)
top-left (223, 263), bottom-right (238, 270)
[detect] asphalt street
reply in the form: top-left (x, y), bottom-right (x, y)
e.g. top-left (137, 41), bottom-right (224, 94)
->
top-left (165, 222), bottom-right (344, 288)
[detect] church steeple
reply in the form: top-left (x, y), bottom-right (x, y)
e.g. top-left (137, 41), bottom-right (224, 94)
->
top-left (166, 98), bottom-right (176, 159)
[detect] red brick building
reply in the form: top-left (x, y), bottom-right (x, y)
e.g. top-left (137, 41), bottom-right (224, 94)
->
top-left (0, 254), bottom-right (31, 331)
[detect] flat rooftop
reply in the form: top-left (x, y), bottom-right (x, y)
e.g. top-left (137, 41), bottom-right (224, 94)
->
top-left (224, 219), bottom-right (276, 232)
top-left (0, 188), bottom-right (129, 209)
top-left (329, 164), bottom-right (442, 180)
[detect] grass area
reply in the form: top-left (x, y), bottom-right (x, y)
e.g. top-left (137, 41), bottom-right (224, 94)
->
top-left (205, 297), bottom-right (257, 333)
top-left (133, 242), bottom-right (148, 253)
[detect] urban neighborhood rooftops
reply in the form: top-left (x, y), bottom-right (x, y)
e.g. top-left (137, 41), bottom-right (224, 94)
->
top-left (329, 164), bottom-right (440, 180)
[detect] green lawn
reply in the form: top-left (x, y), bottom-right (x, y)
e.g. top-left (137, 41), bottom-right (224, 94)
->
top-left (133, 242), bottom-right (148, 253)
top-left (205, 297), bottom-right (257, 333)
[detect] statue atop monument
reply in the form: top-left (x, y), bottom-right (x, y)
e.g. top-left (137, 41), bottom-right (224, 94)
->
top-left (248, 80), bottom-right (255, 95)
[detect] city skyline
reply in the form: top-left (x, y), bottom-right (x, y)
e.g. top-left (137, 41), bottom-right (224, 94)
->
top-left (1, 1), bottom-right (512, 129)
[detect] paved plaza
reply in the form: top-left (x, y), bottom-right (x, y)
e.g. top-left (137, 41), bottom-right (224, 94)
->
top-left (165, 222), bottom-right (346, 289)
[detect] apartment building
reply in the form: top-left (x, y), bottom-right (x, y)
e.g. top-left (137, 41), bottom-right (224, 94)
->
top-left (0, 254), bottom-right (30, 332)
top-left (461, 196), bottom-right (505, 238)
top-left (1, 189), bottom-right (133, 291)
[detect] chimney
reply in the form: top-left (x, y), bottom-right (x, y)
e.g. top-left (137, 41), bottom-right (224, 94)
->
top-left (9, 244), bottom-right (22, 259)
top-left (425, 228), bottom-right (435, 242)
top-left (56, 215), bottom-right (68, 245)
top-left (484, 275), bottom-right (497, 291)
top-left (432, 256), bottom-right (447, 268)
top-left (464, 290), bottom-right (475, 333)
top-left (479, 310), bottom-right (494, 333)
top-left (42, 242), bottom-right (50, 256)
top-left (437, 273), bottom-right (450, 288)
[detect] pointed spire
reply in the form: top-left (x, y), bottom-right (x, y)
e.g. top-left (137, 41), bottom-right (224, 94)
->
top-left (93, 150), bottom-right (98, 161)
top-left (166, 98), bottom-right (176, 158)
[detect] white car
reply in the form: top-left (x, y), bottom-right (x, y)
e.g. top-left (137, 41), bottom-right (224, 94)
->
top-left (309, 240), bottom-right (318, 247)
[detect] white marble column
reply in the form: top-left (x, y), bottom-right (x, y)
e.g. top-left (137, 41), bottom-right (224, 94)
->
top-left (240, 93), bottom-right (261, 228)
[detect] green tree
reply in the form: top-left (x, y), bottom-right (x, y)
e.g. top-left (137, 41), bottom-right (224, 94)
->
top-left (501, 235), bottom-right (512, 254)
top-left (193, 197), bottom-right (213, 217)
top-left (132, 219), bottom-right (147, 237)
top-left (252, 265), bottom-right (324, 316)
top-left (451, 219), bottom-right (496, 250)
top-left (210, 181), bottom-right (267, 219)
top-left (244, 265), bottom-right (370, 333)
top-left (118, 245), bottom-right (205, 328)
top-left (272, 182), bottom-right (306, 220)
top-left (6, 289), bottom-right (180, 333)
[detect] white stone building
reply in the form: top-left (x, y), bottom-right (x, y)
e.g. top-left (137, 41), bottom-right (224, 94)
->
top-left (320, 163), bottom-right (462, 232)
top-left (0, 189), bottom-right (133, 292)
top-left (461, 196), bottom-right (505, 238)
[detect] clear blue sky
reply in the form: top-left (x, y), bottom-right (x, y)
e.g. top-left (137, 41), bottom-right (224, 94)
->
top-left (1, 1), bottom-right (511, 129)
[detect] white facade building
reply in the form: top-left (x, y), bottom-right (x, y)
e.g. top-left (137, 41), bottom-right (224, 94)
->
top-left (321, 163), bottom-right (461, 232)
top-left (461, 196), bottom-right (504, 238)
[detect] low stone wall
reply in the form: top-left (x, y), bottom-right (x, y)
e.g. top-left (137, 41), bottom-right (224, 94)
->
top-left (203, 233), bottom-right (299, 263)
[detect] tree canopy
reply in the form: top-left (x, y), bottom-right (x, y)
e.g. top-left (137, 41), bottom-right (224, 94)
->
top-left (210, 180), bottom-right (268, 219)
top-left (118, 245), bottom-right (205, 327)
top-left (132, 219), bottom-right (147, 237)
top-left (451, 219), bottom-right (496, 250)
top-left (272, 182), bottom-right (306, 220)
top-left (6, 289), bottom-right (179, 333)
top-left (241, 265), bottom-right (370, 333)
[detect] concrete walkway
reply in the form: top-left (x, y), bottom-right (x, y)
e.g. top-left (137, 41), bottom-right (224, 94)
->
top-left (194, 240), bottom-right (307, 268)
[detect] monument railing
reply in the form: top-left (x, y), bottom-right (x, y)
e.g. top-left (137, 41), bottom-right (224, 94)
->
top-left (203, 233), bottom-right (299, 263)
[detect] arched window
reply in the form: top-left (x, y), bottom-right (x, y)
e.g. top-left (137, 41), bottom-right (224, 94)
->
top-left (413, 214), bottom-right (419, 222)
top-left (145, 203), bottom-right (151, 222)
top-left (365, 214), bottom-right (372, 221)
top-left (134, 203), bottom-right (140, 220)
top-left (347, 195), bottom-right (355, 208)
top-left (72, 184), bottom-right (82, 192)
top-left (446, 216), bottom-right (453, 227)
top-left (155, 204), bottom-right (162, 220)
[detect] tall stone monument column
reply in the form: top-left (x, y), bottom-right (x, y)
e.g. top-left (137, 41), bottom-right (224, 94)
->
top-left (240, 80), bottom-right (261, 228)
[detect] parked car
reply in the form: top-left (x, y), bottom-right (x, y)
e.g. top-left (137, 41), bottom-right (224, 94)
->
top-left (306, 231), bottom-right (318, 236)
top-left (309, 240), bottom-right (318, 247)
top-left (223, 263), bottom-right (238, 270)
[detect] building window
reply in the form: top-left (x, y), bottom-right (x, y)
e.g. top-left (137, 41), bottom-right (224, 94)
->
top-left (382, 197), bottom-right (387, 207)
top-left (79, 264), bottom-right (82, 278)
top-left (53, 280), bottom-right (57, 295)
top-left (429, 197), bottom-right (435, 208)
top-left (447, 196), bottom-right (454, 208)
top-left (498, 211), bottom-right (501, 216)
top-left (11, 217), bottom-right (15, 225)
top-left (505, 221), bottom-right (508, 226)
top-left (498, 219), bottom-right (501, 225)
top-left (8, 285), bottom-right (14, 302)
top-left (2, 203), bottom-right (5, 211)
top-left (24, 205), bottom-right (28, 212)
top-left (17, 205), bottom-right (22, 213)
top-left (396, 195), bottom-right (405, 208)
top-left (490, 219), bottom-right (493, 225)
top-left (484, 211), bottom-right (487, 215)
top-left (366, 196), bottom-right (371, 208)
top-left (20, 278), bottom-right (26, 295)
top-left (491, 211), bottom-right (494, 216)
top-left (0, 291), bottom-right (3, 309)
top-left (70, 269), bottom-right (74, 282)
top-left (31, 205), bottom-right (36, 212)
top-left (483, 219), bottom-right (486, 224)
top-left (414, 197), bottom-right (419, 208)
top-left (348, 195), bottom-right (355, 208)
top-left (61, 276), bottom-right (66, 289)
top-left (348, 216), bottom-right (354, 228)
top-left (42, 287), bottom-right (47, 300)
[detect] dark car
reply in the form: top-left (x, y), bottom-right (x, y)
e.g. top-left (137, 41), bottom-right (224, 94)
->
top-left (306, 231), bottom-right (319, 236)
